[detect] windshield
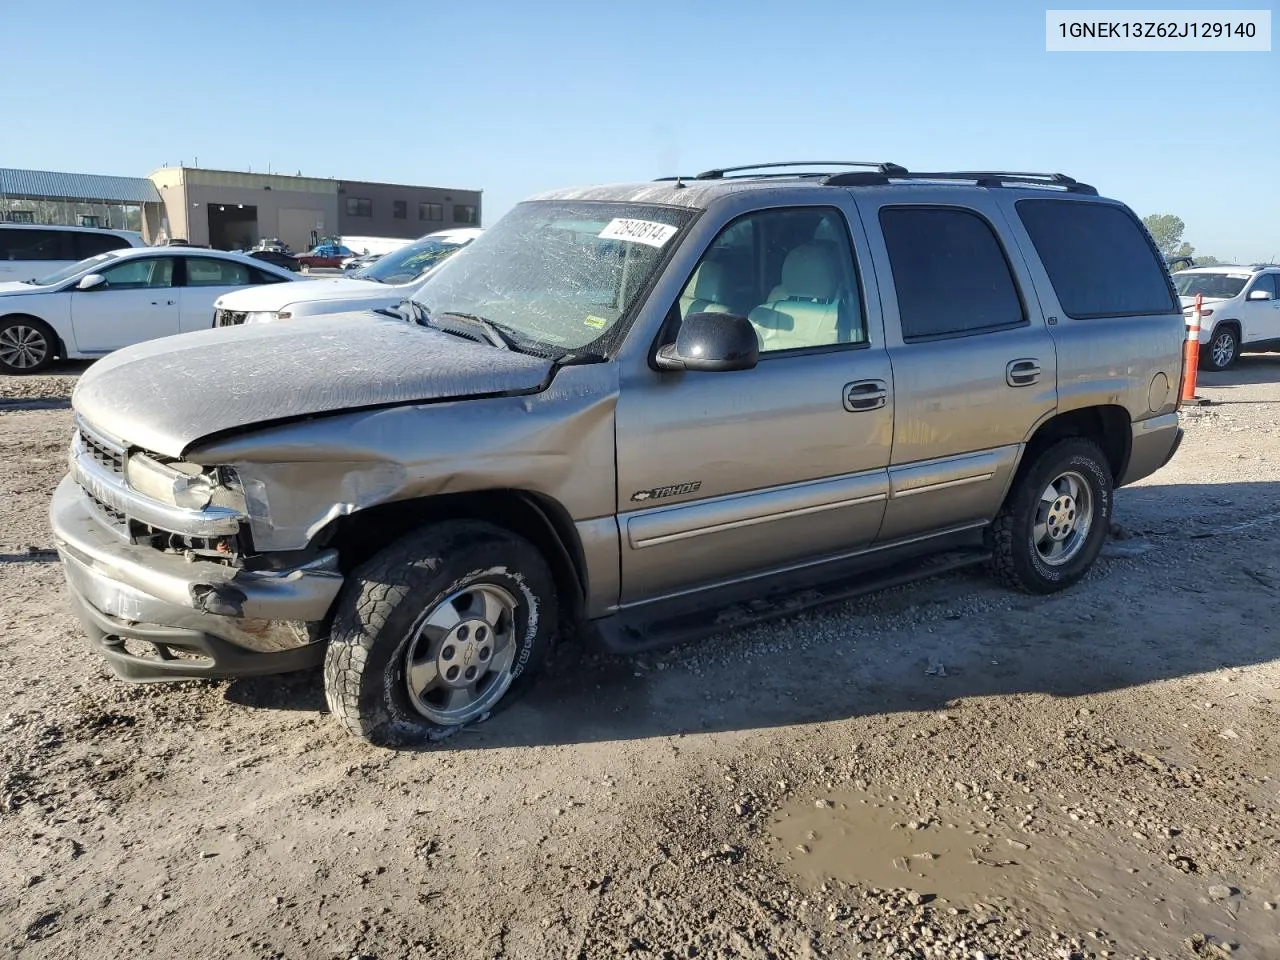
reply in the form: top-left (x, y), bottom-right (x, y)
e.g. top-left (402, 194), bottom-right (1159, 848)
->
top-left (1173, 273), bottom-right (1249, 300)
top-left (31, 251), bottom-right (124, 286)
top-left (412, 201), bottom-right (694, 352)
top-left (359, 237), bottom-right (469, 284)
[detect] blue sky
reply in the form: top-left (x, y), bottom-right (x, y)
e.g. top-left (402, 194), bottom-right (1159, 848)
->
top-left (3, 1), bottom-right (1276, 260)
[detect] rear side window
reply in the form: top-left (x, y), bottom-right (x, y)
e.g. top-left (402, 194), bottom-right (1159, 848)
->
top-left (250, 267), bottom-right (288, 285)
top-left (185, 257), bottom-right (252, 287)
top-left (880, 206), bottom-right (1025, 341)
top-left (1017, 199), bottom-right (1177, 319)
top-left (0, 228), bottom-right (69, 261)
top-left (73, 232), bottom-right (132, 259)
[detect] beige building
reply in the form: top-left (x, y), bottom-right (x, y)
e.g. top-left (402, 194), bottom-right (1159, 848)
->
top-left (147, 167), bottom-right (483, 252)
top-left (148, 167), bottom-right (341, 252)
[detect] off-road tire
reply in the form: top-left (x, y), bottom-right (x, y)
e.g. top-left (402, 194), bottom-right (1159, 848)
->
top-left (988, 438), bottom-right (1113, 595)
top-left (0, 316), bottom-right (58, 374)
top-left (1200, 324), bottom-right (1239, 372)
top-left (323, 521), bottom-right (558, 746)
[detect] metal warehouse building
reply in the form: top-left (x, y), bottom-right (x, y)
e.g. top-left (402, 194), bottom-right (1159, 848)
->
top-left (0, 168), bottom-right (162, 234)
top-left (1, 165), bottom-right (482, 253)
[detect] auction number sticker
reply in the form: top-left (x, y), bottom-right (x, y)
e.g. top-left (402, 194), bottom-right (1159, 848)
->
top-left (598, 218), bottom-right (679, 247)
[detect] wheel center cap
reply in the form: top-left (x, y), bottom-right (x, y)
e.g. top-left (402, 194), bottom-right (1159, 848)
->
top-left (437, 619), bottom-right (495, 686)
top-left (1047, 496), bottom-right (1077, 540)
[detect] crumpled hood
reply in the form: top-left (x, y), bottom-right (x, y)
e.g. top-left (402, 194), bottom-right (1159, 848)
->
top-left (214, 276), bottom-right (399, 311)
top-left (72, 312), bottom-right (554, 457)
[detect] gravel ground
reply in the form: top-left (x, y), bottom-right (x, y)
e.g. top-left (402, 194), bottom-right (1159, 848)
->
top-left (1, 357), bottom-right (1278, 960)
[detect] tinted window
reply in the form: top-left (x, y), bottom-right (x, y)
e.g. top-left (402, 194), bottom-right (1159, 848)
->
top-left (880, 207), bottom-right (1025, 340)
top-left (1173, 273), bottom-right (1249, 299)
top-left (393, 200), bottom-right (407, 219)
top-left (1017, 199), bottom-right (1177, 319)
top-left (420, 202), bottom-right (443, 221)
top-left (677, 207), bottom-right (868, 353)
top-left (453, 204), bottom-right (479, 225)
top-left (74, 232), bottom-right (132, 259)
top-left (185, 257), bottom-right (252, 287)
top-left (250, 266), bottom-right (289, 284)
top-left (100, 257), bottom-right (174, 289)
top-left (346, 198), bottom-right (372, 217)
top-left (1250, 273), bottom-right (1279, 299)
top-left (0, 228), bottom-right (68, 261)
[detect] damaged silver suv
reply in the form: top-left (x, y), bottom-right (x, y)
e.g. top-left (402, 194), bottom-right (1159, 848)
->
top-left (52, 162), bottom-right (1187, 744)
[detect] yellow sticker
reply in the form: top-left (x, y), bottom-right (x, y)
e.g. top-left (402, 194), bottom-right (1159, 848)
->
top-left (584, 315), bottom-right (608, 329)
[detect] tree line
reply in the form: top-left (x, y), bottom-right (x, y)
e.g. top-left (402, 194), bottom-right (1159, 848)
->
top-left (1141, 214), bottom-right (1221, 267)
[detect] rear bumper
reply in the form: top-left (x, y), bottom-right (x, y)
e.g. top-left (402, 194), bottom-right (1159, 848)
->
top-left (1119, 413), bottom-right (1183, 486)
top-left (50, 474), bottom-right (342, 681)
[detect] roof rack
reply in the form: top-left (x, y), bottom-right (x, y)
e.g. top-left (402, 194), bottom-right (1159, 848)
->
top-left (823, 168), bottom-right (1098, 195)
top-left (686, 161), bottom-right (908, 181)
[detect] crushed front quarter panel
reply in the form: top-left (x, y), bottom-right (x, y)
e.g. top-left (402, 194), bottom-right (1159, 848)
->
top-left (186, 363), bottom-right (622, 555)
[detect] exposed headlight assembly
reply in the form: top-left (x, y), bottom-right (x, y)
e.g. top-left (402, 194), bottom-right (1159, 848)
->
top-left (125, 453), bottom-right (246, 513)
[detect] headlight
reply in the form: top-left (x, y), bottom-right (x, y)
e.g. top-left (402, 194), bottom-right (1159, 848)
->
top-left (126, 454), bottom-right (246, 512)
top-left (244, 310), bottom-right (285, 324)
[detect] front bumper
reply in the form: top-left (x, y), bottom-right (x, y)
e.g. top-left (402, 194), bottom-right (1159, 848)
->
top-left (51, 475), bottom-right (344, 681)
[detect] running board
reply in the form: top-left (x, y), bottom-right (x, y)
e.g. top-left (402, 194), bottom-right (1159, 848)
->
top-left (593, 545), bottom-right (992, 655)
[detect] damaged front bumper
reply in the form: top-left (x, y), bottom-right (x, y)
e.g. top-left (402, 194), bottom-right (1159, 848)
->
top-left (50, 475), bottom-right (344, 681)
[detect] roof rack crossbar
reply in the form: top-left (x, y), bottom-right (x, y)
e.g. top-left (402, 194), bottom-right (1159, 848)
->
top-left (693, 161), bottom-right (905, 180)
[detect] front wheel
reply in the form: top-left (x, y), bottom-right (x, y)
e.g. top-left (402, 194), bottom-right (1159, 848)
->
top-left (0, 317), bottom-right (57, 374)
top-left (323, 521), bottom-right (558, 746)
top-left (988, 438), bottom-right (1113, 594)
top-left (1201, 325), bottom-right (1239, 372)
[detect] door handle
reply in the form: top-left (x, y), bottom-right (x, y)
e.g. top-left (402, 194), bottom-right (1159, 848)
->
top-left (151, 300), bottom-right (176, 306)
top-left (843, 379), bottom-right (888, 412)
top-left (1006, 359), bottom-right (1042, 387)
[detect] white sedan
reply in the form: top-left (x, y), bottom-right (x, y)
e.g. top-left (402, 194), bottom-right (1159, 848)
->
top-left (0, 247), bottom-right (299, 373)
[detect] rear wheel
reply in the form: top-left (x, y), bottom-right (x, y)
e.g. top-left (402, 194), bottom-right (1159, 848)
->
top-left (323, 521), bottom-right (558, 746)
top-left (1201, 325), bottom-right (1239, 371)
top-left (0, 317), bottom-right (57, 374)
top-left (988, 438), bottom-right (1113, 594)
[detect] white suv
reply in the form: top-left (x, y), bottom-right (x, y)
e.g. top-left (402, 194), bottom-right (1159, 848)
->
top-left (1172, 263), bottom-right (1280, 371)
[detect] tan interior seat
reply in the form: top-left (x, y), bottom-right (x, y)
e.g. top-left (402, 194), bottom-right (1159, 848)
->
top-left (679, 260), bottom-right (733, 317)
top-left (748, 243), bottom-right (853, 351)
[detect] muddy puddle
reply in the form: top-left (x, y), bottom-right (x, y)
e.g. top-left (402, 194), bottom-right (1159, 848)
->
top-left (770, 789), bottom-right (1278, 958)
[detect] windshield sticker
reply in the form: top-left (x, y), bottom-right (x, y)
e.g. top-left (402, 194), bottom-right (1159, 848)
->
top-left (584, 315), bottom-right (608, 329)
top-left (598, 218), bottom-right (679, 248)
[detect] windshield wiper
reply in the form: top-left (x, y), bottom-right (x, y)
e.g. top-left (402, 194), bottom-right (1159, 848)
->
top-left (433, 311), bottom-right (518, 351)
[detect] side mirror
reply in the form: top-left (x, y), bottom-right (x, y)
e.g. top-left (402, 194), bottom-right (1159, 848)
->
top-left (655, 312), bottom-right (759, 372)
top-left (77, 273), bottom-right (106, 291)
top-left (1247, 288), bottom-right (1273, 301)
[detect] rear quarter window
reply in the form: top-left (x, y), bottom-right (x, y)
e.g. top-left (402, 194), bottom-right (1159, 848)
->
top-left (1016, 199), bottom-right (1177, 319)
top-left (73, 232), bottom-right (133, 259)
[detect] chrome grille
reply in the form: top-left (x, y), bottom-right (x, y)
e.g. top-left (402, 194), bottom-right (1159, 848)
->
top-left (85, 489), bottom-right (128, 534)
top-left (75, 419), bottom-right (125, 478)
top-left (215, 309), bottom-right (247, 327)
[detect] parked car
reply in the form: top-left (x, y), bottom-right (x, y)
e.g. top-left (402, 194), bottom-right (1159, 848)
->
top-left (341, 252), bottom-right (385, 274)
top-left (1172, 263), bottom-right (1280, 370)
top-left (294, 243), bottom-right (355, 270)
top-left (50, 162), bottom-right (1185, 744)
top-left (0, 246), bottom-right (298, 373)
top-left (211, 228), bottom-right (482, 327)
top-left (254, 238), bottom-right (292, 255)
top-left (0, 224), bottom-right (145, 282)
top-left (246, 248), bottom-right (301, 272)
